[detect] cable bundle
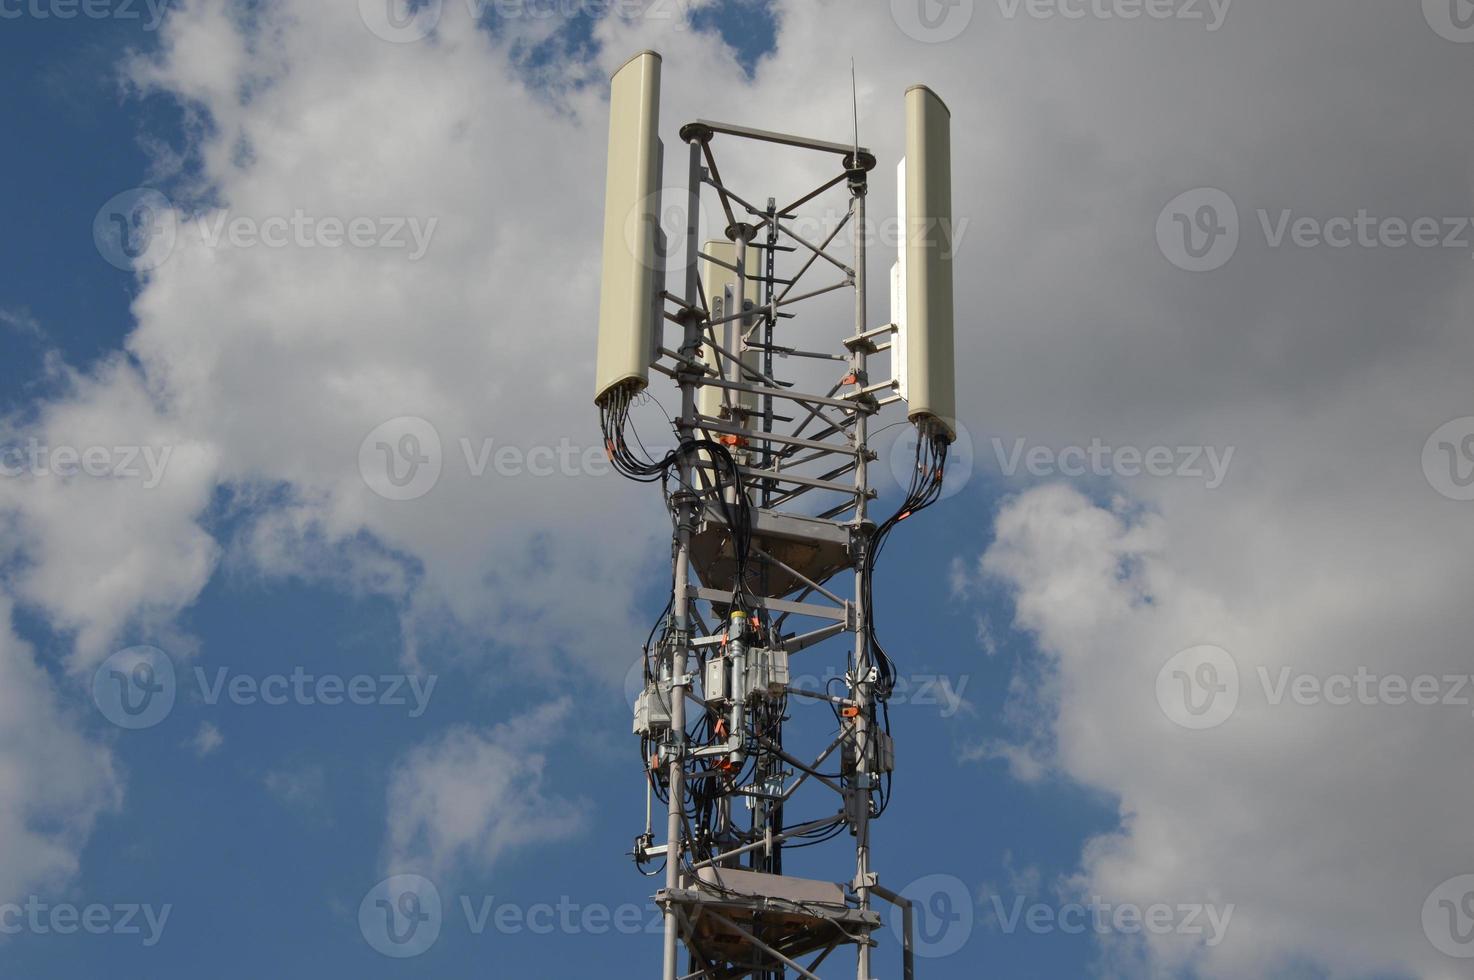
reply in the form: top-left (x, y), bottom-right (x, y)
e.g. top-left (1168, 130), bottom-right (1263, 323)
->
top-left (611, 378), bottom-right (951, 860)
top-left (861, 422), bottom-right (949, 700)
top-left (599, 383), bottom-right (672, 482)
top-left (858, 421), bottom-right (949, 818)
top-left (600, 381), bottom-right (755, 603)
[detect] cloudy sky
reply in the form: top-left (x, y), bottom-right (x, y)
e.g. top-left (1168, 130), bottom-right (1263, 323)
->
top-left (3, 0), bottom-right (1474, 977)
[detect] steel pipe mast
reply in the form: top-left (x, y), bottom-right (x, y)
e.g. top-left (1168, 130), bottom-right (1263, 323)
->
top-left (595, 51), bottom-right (956, 980)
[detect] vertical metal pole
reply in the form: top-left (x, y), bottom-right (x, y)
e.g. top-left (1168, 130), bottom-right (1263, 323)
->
top-left (663, 493), bottom-right (691, 980)
top-left (849, 174), bottom-right (873, 980)
top-left (733, 223), bottom-right (754, 439)
top-left (748, 210), bottom-right (782, 980)
top-left (901, 901), bottom-right (915, 980)
top-left (870, 884), bottom-right (915, 980)
top-left (662, 138), bottom-right (706, 980)
top-left (762, 198), bottom-right (778, 511)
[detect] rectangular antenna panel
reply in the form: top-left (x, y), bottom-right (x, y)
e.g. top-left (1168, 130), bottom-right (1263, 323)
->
top-left (891, 159), bottom-right (909, 404)
top-left (697, 240), bottom-right (763, 425)
top-left (594, 50), bottom-right (663, 404)
top-left (902, 84), bottom-right (956, 439)
top-left (890, 259), bottom-right (909, 402)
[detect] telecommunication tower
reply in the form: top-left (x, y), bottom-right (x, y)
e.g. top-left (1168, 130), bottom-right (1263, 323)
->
top-left (594, 50), bottom-right (956, 980)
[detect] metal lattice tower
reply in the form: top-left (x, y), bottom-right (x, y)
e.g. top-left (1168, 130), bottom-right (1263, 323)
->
top-left (595, 51), bottom-right (956, 980)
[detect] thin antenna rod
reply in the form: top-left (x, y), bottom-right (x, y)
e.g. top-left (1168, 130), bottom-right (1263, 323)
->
top-left (850, 58), bottom-right (860, 160)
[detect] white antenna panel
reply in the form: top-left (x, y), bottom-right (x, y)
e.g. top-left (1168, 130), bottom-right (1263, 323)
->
top-left (892, 158), bottom-right (909, 404)
top-left (902, 84), bottom-right (956, 439)
top-left (594, 50), bottom-right (663, 405)
top-left (698, 240), bottom-right (763, 427)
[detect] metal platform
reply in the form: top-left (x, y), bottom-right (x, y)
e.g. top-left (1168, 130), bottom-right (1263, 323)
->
top-left (689, 506), bottom-right (855, 602)
top-left (659, 869), bottom-right (881, 980)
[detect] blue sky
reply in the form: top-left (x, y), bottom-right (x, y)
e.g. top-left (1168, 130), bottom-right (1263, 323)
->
top-left (0, 6), bottom-right (1127, 979)
top-left (4, 2), bottom-right (1473, 978)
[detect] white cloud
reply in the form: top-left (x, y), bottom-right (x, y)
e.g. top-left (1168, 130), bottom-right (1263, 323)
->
top-left (0, 309), bottom-right (42, 339)
top-left (979, 476), bottom-right (1474, 978)
top-left (190, 721), bottom-right (224, 757)
top-left (1, 0), bottom-right (1471, 975)
top-left (383, 699), bottom-right (587, 881)
top-left (2, 2), bottom-right (706, 680)
top-left (0, 600), bottom-right (121, 905)
top-left (0, 355), bottom-right (221, 668)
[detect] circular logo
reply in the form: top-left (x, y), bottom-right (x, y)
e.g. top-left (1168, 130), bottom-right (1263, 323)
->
top-left (1424, 874), bottom-right (1474, 957)
top-left (1424, 0), bottom-right (1474, 42)
top-left (891, 873), bottom-right (974, 958)
top-left (359, 0), bottom-right (442, 43)
top-left (359, 874), bottom-right (442, 957)
top-left (1423, 418), bottom-right (1474, 501)
top-left (1156, 188), bottom-right (1239, 272)
top-left (93, 188), bottom-right (177, 272)
top-left (886, 418), bottom-right (973, 503)
top-left (890, 0), bottom-right (975, 43)
top-left (624, 187), bottom-right (714, 275)
top-left (626, 653), bottom-right (702, 710)
top-left (1156, 645), bottom-right (1239, 730)
top-left (624, 653), bottom-right (648, 711)
top-left (359, 417), bottom-right (443, 501)
top-left (92, 645), bottom-right (177, 730)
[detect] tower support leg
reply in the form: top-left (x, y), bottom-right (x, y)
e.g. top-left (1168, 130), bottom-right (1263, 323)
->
top-left (663, 134), bottom-right (708, 980)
